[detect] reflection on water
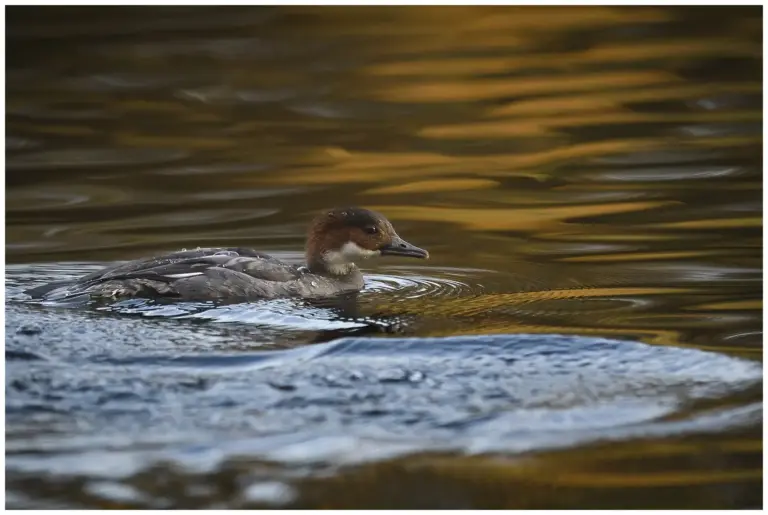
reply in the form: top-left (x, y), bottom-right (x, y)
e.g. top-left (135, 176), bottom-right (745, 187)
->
top-left (5, 5), bottom-right (762, 509)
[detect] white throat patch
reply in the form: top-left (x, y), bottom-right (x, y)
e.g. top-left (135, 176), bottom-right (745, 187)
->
top-left (323, 241), bottom-right (380, 275)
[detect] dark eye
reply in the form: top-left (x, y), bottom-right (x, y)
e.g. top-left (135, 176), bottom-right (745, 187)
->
top-left (363, 226), bottom-right (378, 235)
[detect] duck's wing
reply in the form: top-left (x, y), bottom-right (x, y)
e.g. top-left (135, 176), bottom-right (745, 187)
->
top-left (25, 248), bottom-right (303, 299)
top-left (95, 253), bottom-right (302, 284)
top-left (79, 248), bottom-right (292, 281)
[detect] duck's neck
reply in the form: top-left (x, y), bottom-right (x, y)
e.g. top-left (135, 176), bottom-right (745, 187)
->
top-left (306, 254), bottom-right (359, 277)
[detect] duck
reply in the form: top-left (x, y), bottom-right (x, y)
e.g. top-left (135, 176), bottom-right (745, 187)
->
top-left (24, 207), bottom-right (429, 302)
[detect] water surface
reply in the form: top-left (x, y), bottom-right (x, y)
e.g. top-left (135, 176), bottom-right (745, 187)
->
top-left (5, 6), bottom-right (763, 509)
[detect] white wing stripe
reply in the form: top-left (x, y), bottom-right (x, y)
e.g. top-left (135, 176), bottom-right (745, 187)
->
top-left (164, 272), bottom-right (205, 279)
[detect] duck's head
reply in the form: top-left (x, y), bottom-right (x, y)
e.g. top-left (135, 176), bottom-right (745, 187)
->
top-left (306, 207), bottom-right (429, 275)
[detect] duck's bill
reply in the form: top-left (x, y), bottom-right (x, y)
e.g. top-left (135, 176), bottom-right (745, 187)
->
top-left (380, 236), bottom-right (429, 259)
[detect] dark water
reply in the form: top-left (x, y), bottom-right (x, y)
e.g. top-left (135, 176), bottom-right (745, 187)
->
top-left (5, 6), bottom-right (763, 509)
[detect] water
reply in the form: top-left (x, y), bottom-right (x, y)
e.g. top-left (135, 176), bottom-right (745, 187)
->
top-left (5, 6), bottom-right (762, 509)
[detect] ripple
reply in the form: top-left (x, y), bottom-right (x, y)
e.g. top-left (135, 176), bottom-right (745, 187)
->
top-left (190, 188), bottom-right (304, 201)
top-left (691, 93), bottom-right (760, 111)
top-left (7, 148), bottom-right (188, 171)
top-left (508, 295), bottom-right (653, 316)
top-left (5, 331), bottom-right (762, 477)
top-left (176, 86), bottom-right (297, 105)
top-left (364, 269), bottom-right (483, 299)
top-left (635, 263), bottom-right (760, 283)
top-left (7, 104), bottom-right (112, 121)
top-left (152, 163), bottom-right (272, 176)
top-left (677, 123), bottom-right (760, 138)
top-left (181, 300), bottom-right (370, 331)
top-left (109, 208), bottom-right (279, 233)
top-left (67, 73), bottom-right (177, 92)
top-left (7, 185), bottom-right (129, 211)
top-left (582, 165), bottom-right (742, 182)
top-left (6, 136), bottom-right (41, 150)
top-left (594, 148), bottom-right (722, 165)
top-left (6, 262), bottom-right (106, 299)
top-left (84, 481), bottom-right (148, 505)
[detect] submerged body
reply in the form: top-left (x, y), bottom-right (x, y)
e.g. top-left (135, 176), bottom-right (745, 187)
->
top-left (25, 207), bottom-right (428, 302)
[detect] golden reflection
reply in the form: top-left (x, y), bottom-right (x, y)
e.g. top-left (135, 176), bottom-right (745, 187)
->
top-left (322, 146), bottom-right (455, 168)
top-left (421, 111), bottom-right (761, 139)
top-left (420, 120), bottom-right (552, 138)
top-left (549, 469), bottom-right (758, 487)
top-left (373, 70), bottom-right (676, 103)
top-left (307, 432), bottom-right (760, 506)
top-left (114, 132), bottom-right (236, 150)
top-left (364, 178), bottom-right (499, 195)
top-left (260, 148), bottom-right (514, 185)
top-left (397, 450), bottom-right (760, 488)
top-left (651, 217), bottom-right (761, 229)
top-left (580, 39), bottom-right (758, 64)
top-left (367, 202), bottom-right (674, 231)
top-left (480, 139), bottom-right (663, 170)
top-left (690, 300), bottom-right (762, 311)
top-left (686, 136), bottom-right (763, 148)
top-left (561, 251), bottom-right (710, 263)
top-left (259, 136), bottom-right (677, 187)
top-left (366, 39), bottom-right (751, 78)
top-left (488, 83), bottom-right (760, 117)
top-left (365, 288), bottom-right (688, 320)
top-left (489, 95), bottom-right (623, 117)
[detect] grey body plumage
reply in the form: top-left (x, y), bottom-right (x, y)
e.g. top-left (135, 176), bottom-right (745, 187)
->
top-left (26, 248), bottom-right (363, 302)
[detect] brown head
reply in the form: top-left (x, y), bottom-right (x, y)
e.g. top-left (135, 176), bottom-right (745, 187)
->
top-left (306, 207), bottom-right (429, 275)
